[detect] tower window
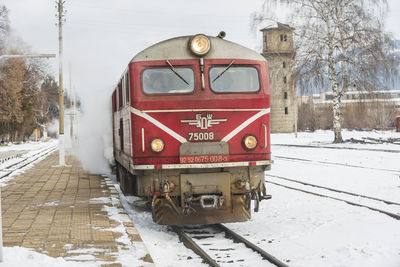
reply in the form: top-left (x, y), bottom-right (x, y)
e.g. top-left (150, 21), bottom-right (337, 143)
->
top-left (280, 34), bottom-right (287, 42)
top-left (283, 76), bottom-right (287, 84)
top-left (285, 107), bottom-right (288, 114)
top-left (284, 92), bottom-right (288, 99)
top-left (283, 61), bottom-right (286, 68)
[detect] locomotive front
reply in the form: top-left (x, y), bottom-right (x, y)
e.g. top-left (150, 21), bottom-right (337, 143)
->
top-left (112, 34), bottom-right (272, 225)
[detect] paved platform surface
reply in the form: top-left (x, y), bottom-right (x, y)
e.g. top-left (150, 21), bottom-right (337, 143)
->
top-left (1, 152), bottom-right (153, 266)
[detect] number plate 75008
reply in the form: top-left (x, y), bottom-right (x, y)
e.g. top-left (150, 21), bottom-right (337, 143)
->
top-left (188, 132), bottom-right (214, 141)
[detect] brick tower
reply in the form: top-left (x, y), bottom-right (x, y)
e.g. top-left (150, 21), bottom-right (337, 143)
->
top-left (261, 23), bottom-right (297, 133)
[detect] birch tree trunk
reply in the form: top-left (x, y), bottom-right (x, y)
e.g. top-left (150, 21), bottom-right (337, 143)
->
top-left (328, 46), bottom-right (344, 143)
top-left (331, 78), bottom-right (343, 143)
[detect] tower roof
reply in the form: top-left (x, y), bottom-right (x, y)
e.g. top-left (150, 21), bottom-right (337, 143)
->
top-left (260, 22), bottom-right (295, 32)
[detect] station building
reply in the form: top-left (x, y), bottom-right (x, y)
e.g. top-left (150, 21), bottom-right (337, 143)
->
top-left (299, 89), bottom-right (400, 129)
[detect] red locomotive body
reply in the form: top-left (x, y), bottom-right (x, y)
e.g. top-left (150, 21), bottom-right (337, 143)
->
top-left (112, 34), bottom-right (272, 225)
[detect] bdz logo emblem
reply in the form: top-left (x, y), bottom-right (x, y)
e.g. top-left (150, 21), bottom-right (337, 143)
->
top-left (181, 114), bottom-right (227, 129)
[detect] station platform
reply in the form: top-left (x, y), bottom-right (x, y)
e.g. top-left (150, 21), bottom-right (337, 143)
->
top-left (1, 152), bottom-right (154, 266)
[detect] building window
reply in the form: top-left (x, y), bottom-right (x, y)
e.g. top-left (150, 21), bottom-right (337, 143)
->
top-left (125, 72), bottom-right (130, 104)
top-left (285, 107), bottom-right (288, 115)
top-left (112, 92), bottom-right (116, 113)
top-left (283, 61), bottom-right (286, 68)
top-left (325, 94), bottom-right (334, 100)
top-left (284, 92), bottom-right (288, 99)
top-left (280, 34), bottom-right (287, 42)
top-left (118, 82), bottom-right (123, 109)
top-left (283, 76), bottom-right (287, 84)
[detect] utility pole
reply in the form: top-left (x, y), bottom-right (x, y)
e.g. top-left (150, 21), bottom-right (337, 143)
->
top-left (69, 63), bottom-right (74, 138)
top-left (57, 0), bottom-right (66, 166)
top-left (73, 86), bottom-right (76, 138)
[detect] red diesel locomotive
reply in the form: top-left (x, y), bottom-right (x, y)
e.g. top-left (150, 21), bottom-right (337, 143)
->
top-left (112, 33), bottom-right (272, 225)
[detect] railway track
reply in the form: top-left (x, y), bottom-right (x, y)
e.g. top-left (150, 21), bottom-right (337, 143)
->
top-left (0, 145), bottom-right (57, 179)
top-left (272, 144), bottom-right (400, 153)
top-left (0, 150), bottom-right (27, 164)
top-left (172, 224), bottom-right (289, 267)
top-left (273, 155), bottom-right (400, 174)
top-left (266, 175), bottom-right (400, 221)
top-left (269, 174), bottom-right (400, 206)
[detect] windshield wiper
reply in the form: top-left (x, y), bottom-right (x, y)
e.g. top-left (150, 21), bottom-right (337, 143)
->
top-left (212, 59), bottom-right (235, 83)
top-left (166, 60), bottom-right (189, 85)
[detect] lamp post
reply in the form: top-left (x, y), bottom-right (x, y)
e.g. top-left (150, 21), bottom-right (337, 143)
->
top-left (0, 53), bottom-right (56, 262)
top-left (56, 0), bottom-right (66, 166)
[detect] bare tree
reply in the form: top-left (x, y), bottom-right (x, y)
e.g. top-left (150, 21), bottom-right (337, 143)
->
top-left (0, 5), bottom-right (9, 54)
top-left (0, 5), bottom-right (58, 141)
top-left (253, 0), bottom-right (399, 143)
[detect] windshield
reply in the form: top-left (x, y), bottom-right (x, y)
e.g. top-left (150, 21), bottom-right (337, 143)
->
top-left (142, 68), bottom-right (194, 94)
top-left (210, 66), bottom-right (260, 93)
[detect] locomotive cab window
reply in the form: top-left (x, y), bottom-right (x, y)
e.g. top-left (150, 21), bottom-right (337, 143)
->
top-left (210, 66), bottom-right (260, 93)
top-left (142, 68), bottom-right (194, 94)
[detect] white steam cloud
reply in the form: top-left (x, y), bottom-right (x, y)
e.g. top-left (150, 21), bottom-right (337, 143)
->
top-left (72, 88), bottom-right (114, 174)
top-left (47, 86), bottom-right (115, 175)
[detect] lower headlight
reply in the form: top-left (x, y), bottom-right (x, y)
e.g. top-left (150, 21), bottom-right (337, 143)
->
top-left (243, 135), bottom-right (257, 150)
top-left (150, 138), bottom-right (164, 152)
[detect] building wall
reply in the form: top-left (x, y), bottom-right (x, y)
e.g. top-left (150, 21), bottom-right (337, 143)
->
top-left (298, 90), bottom-right (400, 130)
top-left (261, 26), bottom-right (297, 133)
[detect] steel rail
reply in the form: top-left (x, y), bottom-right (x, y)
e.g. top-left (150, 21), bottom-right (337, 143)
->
top-left (272, 144), bottom-right (400, 153)
top-left (266, 180), bottom-right (400, 220)
top-left (269, 174), bottom-right (400, 206)
top-left (171, 226), bottom-right (219, 267)
top-left (6, 146), bottom-right (56, 170)
top-left (2, 147), bottom-right (51, 171)
top-left (173, 224), bottom-right (289, 267)
top-left (274, 155), bottom-right (400, 174)
top-left (214, 224), bottom-right (290, 267)
top-left (0, 151), bottom-right (26, 165)
top-left (2, 154), bottom-right (30, 170)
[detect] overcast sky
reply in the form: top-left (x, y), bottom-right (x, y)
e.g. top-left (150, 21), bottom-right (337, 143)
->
top-left (2, 0), bottom-right (400, 101)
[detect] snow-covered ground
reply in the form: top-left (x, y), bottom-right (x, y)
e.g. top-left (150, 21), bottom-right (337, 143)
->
top-left (0, 139), bottom-right (58, 166)
top-left (0, 139), bottom-right (58, 186)
top-left (119, 130), bottom-right (400, 267)
top-left (1, 130), bottom-right (400, 266)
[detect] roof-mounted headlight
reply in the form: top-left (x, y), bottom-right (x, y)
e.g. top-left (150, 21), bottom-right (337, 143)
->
top-left (189, 34), bottom-right (211, 56)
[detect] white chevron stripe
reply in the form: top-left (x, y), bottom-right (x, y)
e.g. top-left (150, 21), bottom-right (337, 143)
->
top-left (221, 108), bottom-right (270, 142)
top-left (129, 107), bottom-right (187, 143)
top-left (141, 108), bottom-right (267, 113)
top-left (130, 107), bottom-right (269, 144)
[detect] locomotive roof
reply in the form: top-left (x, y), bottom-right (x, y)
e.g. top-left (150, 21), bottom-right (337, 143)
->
top-left (131, 35), bottom-right (266, 62)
